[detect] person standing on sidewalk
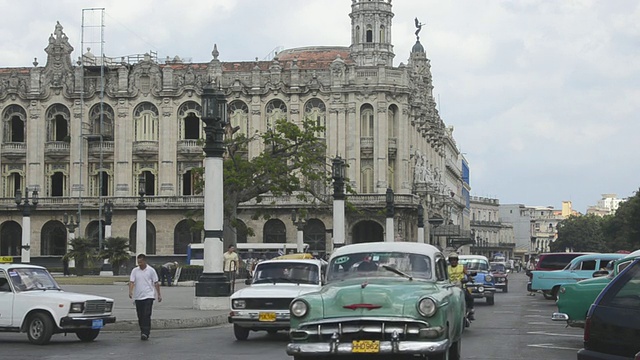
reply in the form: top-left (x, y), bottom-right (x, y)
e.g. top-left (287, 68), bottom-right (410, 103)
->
top-left (129, 254), bottom-right (162, 340)
top-left (223, 245), bottom-right (239, 281)
top-left (160, 261), bottom-right (178, 286)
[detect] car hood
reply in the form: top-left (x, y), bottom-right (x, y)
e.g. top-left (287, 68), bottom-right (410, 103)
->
top-left (319, 277), bottom-right (441, 318)
top-left (231, 283), bottom-right (321, 299)
top-left (20, 290), bottom-right (113, 302)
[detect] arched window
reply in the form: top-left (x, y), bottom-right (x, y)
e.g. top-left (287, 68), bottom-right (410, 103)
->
top-left (178, 101), bottom-right (202, 140)
top-left (0, 220), bottom-right (22, 256)
top-left (90, 169), bottom-right (111, 197)
top-left (2, 104), bottom-right (27, 143)
top-left (387, 105), bottom-right (398, 138)
top-left (129, 220), bottom-right (157, 255)
top-left (366, 25), bottom-right (373, 43)
top-left (361, 161), bottom-right (374, 193)
top-left (45, 104), bottom-right (71, 142)
top-left (234, 219), bottom-right (248, 244)
top-left (355, 26), bottom-right (361, 43)
top-left (41, 220), bottom-right (67, 255)
top-left (303, 219), bottom-right (326, 255)
top-left (182, 168), bottom-right (201, 195)
top-left (85, 220), bottom-right (106, 246)
top-left (133, 102), bottom-right (159, 141)
top-left (380, 25), bottom-right (385, 43)
top-left (228, 100), bottom-right (249, 136)
top-left (266, 99), bottom-right (287, 129)
top-left (50, 172), bottom-right (66, 197)
top-left (174, 219), bottom-right (202, 255)
top-left (263, 219), bottom-right (286, 243)
top-left (360, 104), bottom-right (374, 137)
top-left (89, 103), bottom-right (115, 140)
top-left (4, 172), bottom-right (22, 198)
top-left (137, 170), bottom-right (156, 196)
top-left (303, 98), bottom-right (326, 138)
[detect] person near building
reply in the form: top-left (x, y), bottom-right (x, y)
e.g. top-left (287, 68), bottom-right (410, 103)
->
top-left (526, 259), bottom-right (537, 296)
top-left (160, 261), bottom-right (178, 286)
top-left (447, 252), bottom-right (475, 320)
top-left (223, 245), bottom-right (239, 282)
top-left (129, 254), bottom-right (162, 340)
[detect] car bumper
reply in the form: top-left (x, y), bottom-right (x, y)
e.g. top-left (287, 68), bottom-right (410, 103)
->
top-left (59, 315), bottom-right (116, 330)
top-left (494, 282), bottom-right (508, 289)
top-left (287, 339), bottom-right (449, 356)
top-left (228, 310), bottom-right (290, 329)
top-left (577, 349), bottom-right (636, 360)
top-left (466, 286), bottom-right (496, 298)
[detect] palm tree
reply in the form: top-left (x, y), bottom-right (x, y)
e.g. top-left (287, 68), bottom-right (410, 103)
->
top-left (99, 237), bottom-right (130, 275)
top-left (63, 237), bottom-right (97, 276)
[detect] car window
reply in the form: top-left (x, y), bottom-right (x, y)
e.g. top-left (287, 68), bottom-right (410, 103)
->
top-left (0, 275), bottom-right (11, 292)
top-left (460, 259), bottom-right (489, 271)
top-left (8, 268), bottom-right (60, 292)
top-left (252, 262), bottom-right (320, 285)
top-left (602, 262), bottom-right (640, 310)
top-left (618, 260), bottom-right (634, 273)
top-left (327, 252), bottom-right (432, 282)
top-left (435, 256), bottom-right (447, 281)
top-left (580, 260), bottom-right (597, 271)
top-left (538, 254), bottom-right (583, 270)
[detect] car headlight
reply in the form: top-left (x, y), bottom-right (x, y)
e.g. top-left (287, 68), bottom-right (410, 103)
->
top-left (70, 302), bottom-right (84, 313)
top-left (485, 275), bottom-right (493, 282)
top-left (105, 302), bottom-right (114, 312)
top-left (417, 298), bottom-right (437, 317)
top-left (232, 299), bottom-right (246, 309)
top-left (559, 287), bottom-right (566, 294)
top-left (290, 300), bottom-right (308, 318)
top-left (478, 286), bottom-right (485, 293)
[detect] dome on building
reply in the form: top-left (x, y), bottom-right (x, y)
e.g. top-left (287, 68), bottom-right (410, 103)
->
top-left (411, 40), bottom-right (425, 53)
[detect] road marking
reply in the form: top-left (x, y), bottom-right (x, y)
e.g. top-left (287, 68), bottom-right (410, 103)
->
top-left (527, 331), bottom-right (582, 338)
top-left (528, 344), bottom-right (581, 351)
top-left (493, 311), bottom-right (514, 314)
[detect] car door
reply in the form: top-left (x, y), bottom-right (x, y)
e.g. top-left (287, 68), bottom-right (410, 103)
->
top-left (0, 271), bottom-right (14, 327)
top-left (573, 259), bottom-right (597, 280)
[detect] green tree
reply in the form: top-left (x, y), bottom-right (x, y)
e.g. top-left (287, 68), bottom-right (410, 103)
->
top-left (62, 237), bottom-right (97, 276)
top-left (550, 214), bottom-right (608, 252)
top-left (194, 118), bottom-right (327, 246)
top-left (602, 189), bottom-right (640, 251)
top-left (99, 237), bottom-right (130, 275)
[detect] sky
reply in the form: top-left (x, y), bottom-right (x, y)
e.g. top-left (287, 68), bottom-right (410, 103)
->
top-left (1, 0), bottom-right (638, 213)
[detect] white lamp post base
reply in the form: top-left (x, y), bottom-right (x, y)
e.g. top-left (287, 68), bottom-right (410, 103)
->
top-left (194, 296), bottom-right (229, 310)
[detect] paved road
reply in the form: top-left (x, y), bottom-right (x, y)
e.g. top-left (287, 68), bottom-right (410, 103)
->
top-left (0, 272), bottom-right (584, 360)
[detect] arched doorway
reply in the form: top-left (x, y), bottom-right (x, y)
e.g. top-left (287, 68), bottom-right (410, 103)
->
top-left (233, 219), bottom-right (248, 244)
top-left (263, 219), bottom-right (286, 243)
top-left (304, 219), bottom-right (326, 256)
top-left (41, 220), bottom-right (67, 255)
top-left (173, 219), bottom-right (201, 254)
top-left (85, 220), bottom-right (106, 247)
top-left (0, 221), bottom-right (21, 256)
top-left (129, 221), bottom-right (157, 255)
top-left (352, 220), bottom-right (384, 243)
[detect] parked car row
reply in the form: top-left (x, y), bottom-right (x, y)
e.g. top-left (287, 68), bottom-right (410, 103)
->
top-left (530, 250), bottom-right (640, 359)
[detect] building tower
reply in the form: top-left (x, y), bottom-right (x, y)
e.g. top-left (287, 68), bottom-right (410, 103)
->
top-left (349, 0), bottom-right (395, 66)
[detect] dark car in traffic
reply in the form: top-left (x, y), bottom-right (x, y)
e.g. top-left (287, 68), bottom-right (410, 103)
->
top-left (577, 258), bottom-right (640, 359)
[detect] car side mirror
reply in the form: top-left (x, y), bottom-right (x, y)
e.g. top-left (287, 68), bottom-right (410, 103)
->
top-left (592, 270), bottom-right (609, 278)
top-left (244, 279), bottom-right (252, 285)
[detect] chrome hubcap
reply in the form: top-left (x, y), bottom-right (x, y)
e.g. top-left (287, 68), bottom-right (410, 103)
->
top-left (30, 319), bottom-right (43, 338)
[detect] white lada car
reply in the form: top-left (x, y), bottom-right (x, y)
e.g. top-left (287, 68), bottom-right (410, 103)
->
top-left (229, 258), bottom-right (325, 340)
top-left (0, 264), bottom-right (115, 344)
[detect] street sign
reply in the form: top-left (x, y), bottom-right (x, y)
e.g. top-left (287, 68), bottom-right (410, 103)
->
top-left (0, 256), bottom-right (13, 263)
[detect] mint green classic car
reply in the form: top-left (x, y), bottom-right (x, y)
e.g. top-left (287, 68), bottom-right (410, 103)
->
top-left (286, 242), bottom-right (466, 360)
top-left (552, 249), bottom-right (640, 328)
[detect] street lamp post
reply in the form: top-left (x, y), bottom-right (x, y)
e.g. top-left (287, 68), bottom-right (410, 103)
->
top-left (15, 188), bottom-right (38, 263)
top-left (104, 200), bottom-right (113, 239)
top-left (417, 204), bottom-right (425, 243)
top-left (291, 210), bottom-right (308, 253)
top-left (331, 156), bottom-right (346, 251)
top-left (136, 174), bottom-right (147, 255)
top-left (194, 82), bottom-right (230, 310)
top-left (385, 188), bottom-right (394, 242)
top-left (63, 212), bottom-right (79, 268)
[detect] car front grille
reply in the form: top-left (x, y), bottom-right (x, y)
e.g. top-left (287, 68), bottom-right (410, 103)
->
top-left (84, 300), bottom-right (107, 314)
top-left (298, 318), bottom-right (428, 342)
top-left (243, 298), bottom-right (294, 310)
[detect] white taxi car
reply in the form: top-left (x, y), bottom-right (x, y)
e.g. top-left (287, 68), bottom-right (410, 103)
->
top-left (229, 258), bottom-right (325, 340)
top-left (0, 264), bottom-right (115, 344)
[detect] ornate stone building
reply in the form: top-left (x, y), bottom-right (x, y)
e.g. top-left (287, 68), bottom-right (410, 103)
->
top-left (0, 0), bottom-right (469, 263)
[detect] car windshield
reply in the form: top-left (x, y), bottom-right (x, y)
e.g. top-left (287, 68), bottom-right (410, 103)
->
top-left (8, 268), bottom-right (60, 292)
top-left (460, 258), bottom-right (489, 271)
top-left (490, 263), bottom-right (506, 272)
top-left (327, 252), bottom-right (432, 282)
top-left (252, 262), bottom-right (319, 285)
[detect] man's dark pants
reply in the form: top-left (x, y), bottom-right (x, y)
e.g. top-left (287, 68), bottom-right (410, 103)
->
top-left (135, 298), bottom-right (154, 336)
top-left (160, 267), bottom-right (172, 286)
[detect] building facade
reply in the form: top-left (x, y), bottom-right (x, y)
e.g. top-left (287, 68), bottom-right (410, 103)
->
top-left (0, 1), bottom-right (470, 263)
top-left (586, 194), bottom-right (625, 216)
top-left (468, 196), bottom-right (515, 260)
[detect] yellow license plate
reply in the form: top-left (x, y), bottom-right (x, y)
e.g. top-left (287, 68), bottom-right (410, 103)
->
top-left (258, 312), bottom-right (276, 322)
top-left (352, 340), bottom-right (380, 353)
top-left (0, 256), bottom-right (13, 263)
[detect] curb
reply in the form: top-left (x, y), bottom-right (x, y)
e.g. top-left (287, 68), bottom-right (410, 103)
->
top-left (105, 313), bottom-right (229, 332)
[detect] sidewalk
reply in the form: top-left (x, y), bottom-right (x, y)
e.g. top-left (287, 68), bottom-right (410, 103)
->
top-left (60, 280), bottom-right (245, 332)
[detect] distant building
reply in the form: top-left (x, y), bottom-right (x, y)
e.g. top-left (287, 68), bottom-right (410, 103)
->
top-left (586, 194), bottom-right (624, 217)
top-left (468, 196), bottom-right (515, 260)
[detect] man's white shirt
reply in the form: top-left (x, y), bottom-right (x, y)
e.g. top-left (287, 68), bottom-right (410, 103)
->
top-left (130, 266), bottom-right (158, 300)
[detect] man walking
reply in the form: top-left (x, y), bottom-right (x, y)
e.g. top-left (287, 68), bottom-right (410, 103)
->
top-left (129, 254), bottom-right (162, 340)
top-left (223, 245), bottom-right (239, 282)
top-left (160, 261), bottom-right (178, 286)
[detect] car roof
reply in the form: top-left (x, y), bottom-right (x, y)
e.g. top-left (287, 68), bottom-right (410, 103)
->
top-left (0, 264), bottom-right (46, 271)
top-left (570, 253), bottom-right (625, 262)
top-left (257, 259), bottom-right (324, 266)
top-left (624, 249), bottom-right (640, 258)
top-left (330, 242), bottom-right (440, 259)
top-left (459, 255), bottom-right (489, 261)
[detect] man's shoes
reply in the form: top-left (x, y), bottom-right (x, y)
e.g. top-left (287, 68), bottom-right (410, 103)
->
top-left (468, 313), bottom-right (475, 321)
top-left (141, 334), bottom-right (148, 341)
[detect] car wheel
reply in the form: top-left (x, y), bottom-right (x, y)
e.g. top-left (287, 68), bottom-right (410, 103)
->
top-left (542, 291), bottom-right (555, 300)
top-left (551, 286), bottom-right (560, 300)
top-left (76, 329), bottom-right (100, 342)
top-left (503, 286), bottom-right (508, 293)
top-left (448, 338), bottom-right (462, 360)
top-left (26, 313), bottom-right (54, 345)
top-left (486, 296), bottom-right (495, 305)
top-left (233, 324), bottom-right (250, 341)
